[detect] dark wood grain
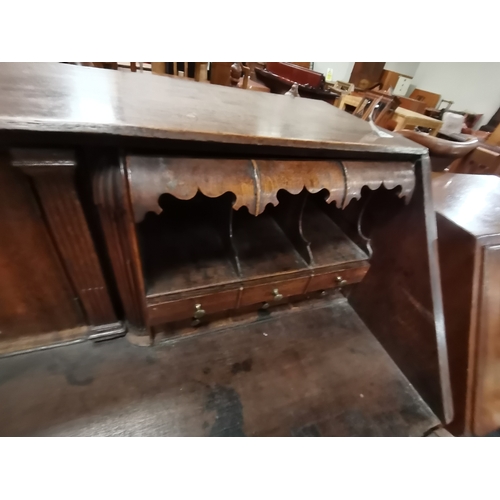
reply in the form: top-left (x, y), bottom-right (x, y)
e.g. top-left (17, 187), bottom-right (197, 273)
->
top-left (93, 155), bottom-right (147, 330)
top-left (0, 296), bottom-right (439, 436)
top-left (0, 152), bottom-right (84, 341)
top-left (11, 149), bottom-right (120, 334)
top-left (0, 63), bottom-right (425, 155)
top-left (345, 157), bottom-right (453, 423)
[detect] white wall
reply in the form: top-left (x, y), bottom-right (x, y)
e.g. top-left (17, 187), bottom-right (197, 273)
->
top-left (411, 62), bottom-right (500, 127)
top-left (312, 62), bottom-right (354, 83)
top-left (384, 62), bottom-right (420, 77)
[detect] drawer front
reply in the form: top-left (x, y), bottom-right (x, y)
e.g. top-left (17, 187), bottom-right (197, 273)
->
top-left (147, 289), bottom-right (239, 326)
top-left (240, 277), bottom-right (310, 308)
top-left (307, 265), bottom-right (369, 293)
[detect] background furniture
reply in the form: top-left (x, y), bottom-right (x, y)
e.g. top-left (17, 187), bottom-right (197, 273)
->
top-left (0, 62), bottom-right (452, 436)
top-left (230, 63), bottom-right (270, 92)
top-left (398, 96), bottom-right (427, 114)
top-left (486, 122), bottom-right (500, 146)
top-left (352, 92), bottom-right (400, 127)
top-left (349, 62), bottom-right (385, 90)
top-left (480, 106), bottom-right (500, 133)
top-left (380, 70), bottom-right (413, 95)
top-left (432, 173), bottom-right (500, 435)
top-left (338, 93), bottom-right (363, 111)
top-left (410, 88), bottom-right (441, 108)
top-left (392, 107), bottom-right (443, 136)
top-left (254, 62), bottom-right (339, 103)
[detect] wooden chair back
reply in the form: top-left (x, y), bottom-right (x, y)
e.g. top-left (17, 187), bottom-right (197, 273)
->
top-left (353, 91), bottom-right (400, 127)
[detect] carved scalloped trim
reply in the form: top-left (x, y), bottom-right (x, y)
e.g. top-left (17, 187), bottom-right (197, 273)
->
top-left (341, 161), bottom-right (415, 209)
top-left (125, 157), bottom-right (416, 222)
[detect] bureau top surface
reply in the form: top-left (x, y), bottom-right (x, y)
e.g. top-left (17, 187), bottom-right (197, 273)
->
top-left (0, 63), bottom-right (425, 155)
top-left (432, 172), bottom-right (500, 237)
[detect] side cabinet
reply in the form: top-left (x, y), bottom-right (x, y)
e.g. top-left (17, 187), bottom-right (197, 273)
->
top-left (433, 172), bottom-right (500, 435)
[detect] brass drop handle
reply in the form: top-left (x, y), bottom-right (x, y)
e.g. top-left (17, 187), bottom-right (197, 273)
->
top-left (261, 302), bottom-right (270, 310)
top-left (336, 276), bottom-right (347, 287)
top-left (273, 288), bottom-right (283, 301)
top-left (193, 303), bottom-right (206, 319)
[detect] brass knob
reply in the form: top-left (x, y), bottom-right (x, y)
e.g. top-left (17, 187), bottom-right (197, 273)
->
top-left (335, 276), bottom-right (347, 287)
top-left (261, 302), bottom-right (270, 310)
top-left (191, 318), bottom-right (201, 327)
top-left (193, 303), bottom-right (206, 319)
top-left (273, 288), bottom-right (283, 301)
top-left (320, 290), bottom-right (327, 297)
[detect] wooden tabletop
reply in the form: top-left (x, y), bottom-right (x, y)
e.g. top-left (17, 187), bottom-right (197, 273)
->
top-left (395, 107), bottom-right (442, 124)
top-left (0, 63), bottom-right (425, 155)
top-left (432, 172), bottom-right (500, 237)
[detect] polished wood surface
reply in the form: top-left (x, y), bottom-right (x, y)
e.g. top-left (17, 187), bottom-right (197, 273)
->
top-left (399, 130), bottom-right (479, 158)
top-left (433, 173), bottom-right (500, 236)
top-left (432, 173), bottom-right (500, 435)
top-left (0, 63), bottom-right (424, 155)
top-left (0, 153), bottom-right (84, 341)
top-left (0, 295), bottom-right (440, 436)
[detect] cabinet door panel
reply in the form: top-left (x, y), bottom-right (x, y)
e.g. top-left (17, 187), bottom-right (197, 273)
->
top-left (0, 154), bottom-right (84, 339)
top-left (473, 244), bottom-right (500, 435)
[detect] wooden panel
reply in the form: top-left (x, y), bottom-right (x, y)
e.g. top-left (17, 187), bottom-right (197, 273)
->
top-left (432, 173), bottom-right (500, 237)
top-left (209, 62), bottom-right (232, 86)
top-left (398, 96), bottom-right (427, 114)
top-left (0, 63), bottom-right (425, 156)
top-left (473, 244), bottom-right (500, 436)
top-left (433, 212), bottom-right (477, 436)
top-left (0, 297), bottom-right (440, 436)
top-left (233, 212), bottom-right (309, 279)
top-left (409, 88), bottom-right (441, 109)
top-left (347, 157), bottom-right (453, 423)
top-left (0, 152), bottom-right (84, 339)
top-left (93, 156), bottom-right (146, 329)
top-left (349, 62), bottom-right (385, 89)
top-left (11, 149), bottom-right (119, 331)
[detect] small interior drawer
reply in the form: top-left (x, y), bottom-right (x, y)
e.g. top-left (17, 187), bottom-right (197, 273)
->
top-left (147, 289), bottom-right (239, 326)
top-left (307, 265), bottom-right (369, 293)
top-left (239, 276), bottom-right (310, 308)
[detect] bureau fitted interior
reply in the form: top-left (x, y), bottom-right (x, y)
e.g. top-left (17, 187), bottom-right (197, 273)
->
top-left (129, 156), bottom-right (415, 338)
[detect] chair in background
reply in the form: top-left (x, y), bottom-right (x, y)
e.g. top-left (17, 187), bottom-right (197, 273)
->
top-left (352, 91), bottom-right (400, 128)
